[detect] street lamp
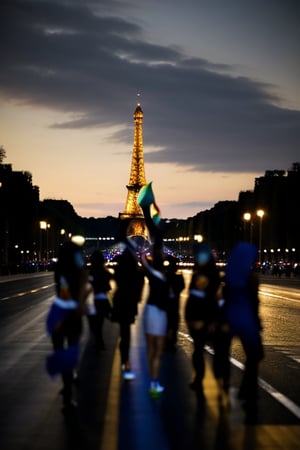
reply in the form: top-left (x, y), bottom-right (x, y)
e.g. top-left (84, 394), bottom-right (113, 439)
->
top-left (46, 223), bottom-right (51, 261)
top-left (285, 248), bottom-right (289, 262)
top-left (177, 236), bottom-right (184, 257)
top-left (39, 221), bottom-right (47, 262)
top-left (242, 212), bottom-right (252, 243)
top-left (39, 221), bottom-right (50, 267)
top-left (256, 209), bottom-right (265, 264)
top-left (71, 235), bottom-right (85, 246)
top-left (194, 234), bottom-right (203, 243)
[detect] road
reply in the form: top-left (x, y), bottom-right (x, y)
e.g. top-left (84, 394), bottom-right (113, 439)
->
top-left (0, 271), bottom-right (299, 449)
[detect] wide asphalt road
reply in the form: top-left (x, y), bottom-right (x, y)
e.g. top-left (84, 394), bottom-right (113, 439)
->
top-left (0, 271), bottom-right (299, 450)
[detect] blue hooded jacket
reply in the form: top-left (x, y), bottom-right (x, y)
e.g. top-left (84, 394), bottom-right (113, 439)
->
top-left (225, 242), bottom-right (260, 342)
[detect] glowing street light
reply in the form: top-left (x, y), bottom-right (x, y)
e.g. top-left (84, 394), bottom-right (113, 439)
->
top-left (39, 220), bottom-right (47, 230)
top-left (39, 221), bottom-right (51, 263)
top-left (71, 235), bottom-right (85, 246)
top-left (39, 221), bottom-right (47, 261)
top-left (256, 209), bottom-right (265, 264)
top-left (194, 234), bottom-right (203, 243)
top-left (242, 212), bottom-right (252, 243)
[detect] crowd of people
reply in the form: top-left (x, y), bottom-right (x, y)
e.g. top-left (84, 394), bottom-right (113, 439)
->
top-left (45, 182), bottom-right (264, 423)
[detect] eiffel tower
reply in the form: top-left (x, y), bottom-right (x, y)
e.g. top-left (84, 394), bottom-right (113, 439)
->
top-left (119, 102), bottom-right (149, 239)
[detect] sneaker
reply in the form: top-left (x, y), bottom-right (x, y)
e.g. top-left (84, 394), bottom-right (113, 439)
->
top-left (121, 364), bottom-right (136, 380)
top-left (149, 380), bottom-right (164, 397)
top-left (122, 370), bottom-right (136, 380)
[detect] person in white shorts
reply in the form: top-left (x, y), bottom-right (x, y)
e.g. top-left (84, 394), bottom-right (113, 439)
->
top-left (138, 182), bottom-right (169, 397)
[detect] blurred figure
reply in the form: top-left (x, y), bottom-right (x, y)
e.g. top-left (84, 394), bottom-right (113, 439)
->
top-left (87, 250), bottom-right (113, 350)
top-left (112, 223), bottom-right (145, 381)
top-left (138, 182), bottom-right (169, 397)
top-left (184, 242), bottom-right (220, 401)
top-left (164, 255), bottom-right (185, 352)
top-left (45, 241), bottom-right (93, 414)
top-left (212, 269), bottom-right (231, 400)
top-left (225, 242), bottom-right (264, 421)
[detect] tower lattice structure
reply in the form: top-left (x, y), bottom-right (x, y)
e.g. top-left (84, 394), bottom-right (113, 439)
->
top-left (119, 103), bottom-right (149, 238)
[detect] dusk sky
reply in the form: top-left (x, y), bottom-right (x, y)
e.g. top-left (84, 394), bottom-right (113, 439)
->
top-left (1, 0), bottom-right (299, 219)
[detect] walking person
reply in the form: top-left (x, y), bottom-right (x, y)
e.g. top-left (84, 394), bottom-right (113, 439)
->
top-left (138, 182), bottom-right (169, 397)
top-left (164, 255), bottom-right (185, 352)
top-left (212, 268), bottom-right (231, 400)
top-left (224, 242), bottom-right (264, 421)
top-left (184, 242), bottom-right (221, 402)
top-left (111, 222), bottom-right (145, 380)
top-left (45, 241), bottom-right (93, 414)
top-left (87, 250), bottom-right (113, 350)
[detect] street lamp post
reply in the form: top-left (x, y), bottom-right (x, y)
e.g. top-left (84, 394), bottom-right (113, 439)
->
top-left (46, 223), bottom-right (50, 262)
top-left (256, 209), bottom-right (265, 265)
top-left (39, 221), bottom-right (47, 263)
top-left (71, 235), bottom-right (85, 246)
top-left (39, 221), bottom-right (50, 269)
top-left (194, 234), bottom-right (203, 243)
top-left (242, 212), bottom-right (252, 243)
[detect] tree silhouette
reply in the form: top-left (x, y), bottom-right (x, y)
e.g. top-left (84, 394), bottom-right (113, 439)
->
top-left (0, 146), bottom-right (6, 163)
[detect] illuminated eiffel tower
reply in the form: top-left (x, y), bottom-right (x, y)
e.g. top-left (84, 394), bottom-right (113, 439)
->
top-left (119, 102), bottom-right (149, 239)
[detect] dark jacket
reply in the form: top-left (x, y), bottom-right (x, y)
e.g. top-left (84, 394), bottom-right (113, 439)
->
top-left (185, 258), bottom-right (220, 323)
top-left (112, 248), bottom-right (144, 323)
top-left (144, 262), bottom-right (169, 311)
top-left (90, 266), bottom-right (112, 295)
top-left (224, 242), bottom-right (263, 349)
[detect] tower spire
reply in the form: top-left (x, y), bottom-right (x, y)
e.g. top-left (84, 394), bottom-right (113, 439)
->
top-left (119, 102), bottom-right (149, 238)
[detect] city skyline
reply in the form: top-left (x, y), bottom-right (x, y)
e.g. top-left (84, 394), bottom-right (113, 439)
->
top-left (1, 0), bottom-right (299, 219)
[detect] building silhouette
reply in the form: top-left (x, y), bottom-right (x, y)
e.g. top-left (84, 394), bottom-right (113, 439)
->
top-left (187, 163), bottom-right (300, 264)
top-left (0, 163), bottom-right (39, 273)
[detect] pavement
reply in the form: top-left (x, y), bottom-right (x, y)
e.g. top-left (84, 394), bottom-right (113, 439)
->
top-left (1, 274), bottom-right (300, 450)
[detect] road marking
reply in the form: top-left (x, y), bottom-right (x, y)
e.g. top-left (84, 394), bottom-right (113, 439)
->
top-left (0, 284), bottom-right (54, 302)
top-left (259, 290), bottom-right (300, 303)
top-left (258, 379), bottom-right (300, 420)
top-left (179, 331), bottom-right (300, 420)
top-left (2, 297), bottom-right (53, 343)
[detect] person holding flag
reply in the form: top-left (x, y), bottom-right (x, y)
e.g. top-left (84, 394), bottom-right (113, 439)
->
top-left (137, 182), bottom-right (169, 397)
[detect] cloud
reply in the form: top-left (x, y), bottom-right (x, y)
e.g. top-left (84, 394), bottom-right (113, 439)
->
top-left (1, 0), bottom-right (299, 175)
top-left (74, 200), bottom-right (124, 218)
